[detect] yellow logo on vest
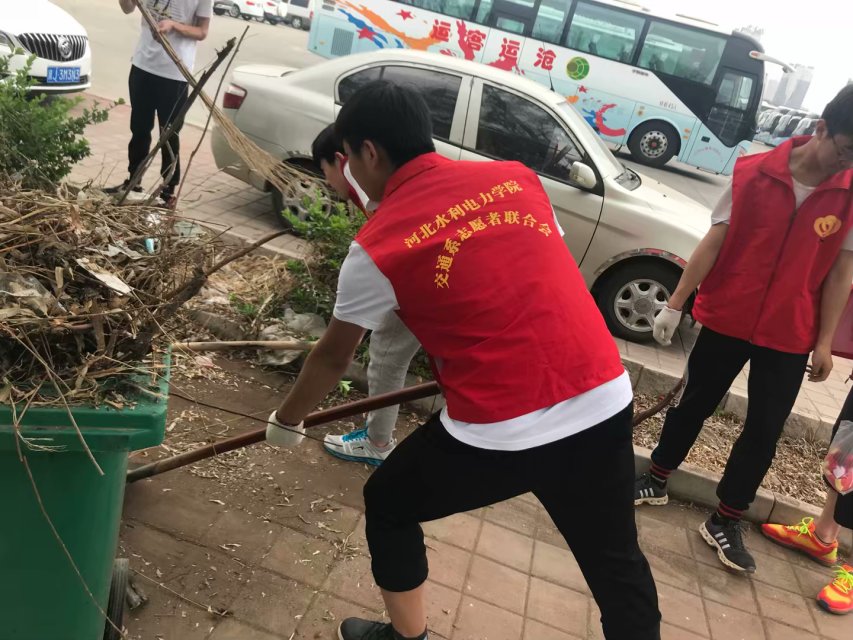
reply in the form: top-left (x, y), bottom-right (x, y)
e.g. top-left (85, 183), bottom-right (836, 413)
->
top-left (814, 215), bottom-right (842, 239)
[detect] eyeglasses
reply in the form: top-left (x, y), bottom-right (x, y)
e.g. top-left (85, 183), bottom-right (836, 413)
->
top-left (830, 136), bottom-right (853, 164)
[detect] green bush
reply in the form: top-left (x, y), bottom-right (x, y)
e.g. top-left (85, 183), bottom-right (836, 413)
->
top-left (284, 193), bottom-right (366, 319)
top-left (0, 53), bottom-right (111, 189)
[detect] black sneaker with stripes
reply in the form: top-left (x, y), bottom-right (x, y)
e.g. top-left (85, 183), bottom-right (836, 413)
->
top-left (634, 472), bottom-right (669, 506)
top-left (699, 516), bottom-right (756, 573)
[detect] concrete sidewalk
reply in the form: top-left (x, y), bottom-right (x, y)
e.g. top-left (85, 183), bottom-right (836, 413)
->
top-left (71, 96), bottom-right (853, 442)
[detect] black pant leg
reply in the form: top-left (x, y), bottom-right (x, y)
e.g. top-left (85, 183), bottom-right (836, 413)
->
top-left (716, 345), bottom-right (809, 510)
top-left (154, 77), bottom-right (189, 194)
top-left (533, 405), bottom-right (661, 640)
top-left (651, 328), bottom-right (751, 471)
top-left (127, 65), bottom-right (157, 178)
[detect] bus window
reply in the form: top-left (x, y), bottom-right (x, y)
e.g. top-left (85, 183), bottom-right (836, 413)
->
top-left (565, 2), bottom-right (646, 63)
top-left (532, 0), bottom-right (569, 44)
top-left (638, 21), bottom-right (725, 84)
top-left (399, 0), bottom-right (477, 21)
top-left (475, 0), bottom-right (493, 23)
top-left (476, 84), bottom-right (584, 180)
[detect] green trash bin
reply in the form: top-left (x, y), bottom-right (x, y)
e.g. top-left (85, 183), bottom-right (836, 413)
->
top-left (0, 356), bottom-right (170, 640)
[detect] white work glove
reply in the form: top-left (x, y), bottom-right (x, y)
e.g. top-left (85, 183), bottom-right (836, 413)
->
top-left (653, 306), bottom-right (682, 346)
top-left (266, 411), bottom-right (305, 447)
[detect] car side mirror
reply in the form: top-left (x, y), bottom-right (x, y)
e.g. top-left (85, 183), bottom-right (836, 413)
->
top-left (569, 162), bottom-right (597, 190)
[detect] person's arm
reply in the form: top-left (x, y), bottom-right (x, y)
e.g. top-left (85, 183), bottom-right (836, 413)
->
top-left (667, 223), bottom-right (728, 311)
top-left (119, 0), bottom-right (136, 14)
top-left (274, 318), bottom-right (365, 424)
top-left (158, 16), bottom-right (211, 41)
top-left (810, 250), bottom-right (853, 382)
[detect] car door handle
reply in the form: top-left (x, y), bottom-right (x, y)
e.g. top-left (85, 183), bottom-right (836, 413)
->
top-left (701, 136), bottom-right (710, 142)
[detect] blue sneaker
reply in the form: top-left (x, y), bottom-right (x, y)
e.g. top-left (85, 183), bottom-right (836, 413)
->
top-left (323, 428), bottom-right (395, 466)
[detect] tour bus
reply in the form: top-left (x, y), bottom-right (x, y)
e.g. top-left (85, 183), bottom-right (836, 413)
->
top-left (307, 0), bottom-right (788, 174)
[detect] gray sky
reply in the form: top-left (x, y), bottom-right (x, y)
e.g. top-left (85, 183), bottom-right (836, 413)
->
top-left (642, 0), bottom-right (852, 112)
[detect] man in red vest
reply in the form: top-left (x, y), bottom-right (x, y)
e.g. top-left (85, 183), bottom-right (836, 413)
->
top-left (637, 85), bottom-right (853, 574)
top-left (267, 82), bottom-right (661, 640)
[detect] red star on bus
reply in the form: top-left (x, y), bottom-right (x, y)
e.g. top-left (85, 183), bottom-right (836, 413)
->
top-left (397, 10), bottom-right (414, 20)
top-left (579, 85), bottom-right (588, 93)
top-left (357, 26), bottom-right (377, 40)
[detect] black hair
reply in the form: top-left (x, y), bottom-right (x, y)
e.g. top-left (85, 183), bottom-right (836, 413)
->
top-left (335, 80), bottom-right (435, 169)
top-left (311, 123), bottom-right (341, 170)
top-left (822, 85), bottom-right (853, 137)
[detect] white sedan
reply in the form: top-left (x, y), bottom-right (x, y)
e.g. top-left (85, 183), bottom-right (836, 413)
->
top-left (212, 50), bottom-right (711, 342)
top-left (0, 0), bottom-right (91, 94)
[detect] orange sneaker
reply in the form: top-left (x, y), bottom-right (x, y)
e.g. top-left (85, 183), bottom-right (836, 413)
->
top-left (818, 565), bottom-right (853, 615)
top-left (761, 517), bottom-right (838, 566)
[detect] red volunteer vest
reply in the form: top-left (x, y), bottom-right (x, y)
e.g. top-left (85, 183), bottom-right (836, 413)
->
top-left (356, 153), bottom-right (624, 423)
top-left (693, 137), bottom-right (853, 354)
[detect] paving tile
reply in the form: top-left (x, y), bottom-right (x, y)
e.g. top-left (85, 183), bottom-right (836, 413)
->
top-left (295, 592), bottom-right (381, 639)
top-left (452, 596), bottom-right (523, 640)
top-left (321, 554), bottom-right (384, 613)
top-left (425, 579), bottom-right (463, 639)
top-left (477, 522), bottom-right (534, 572)
top-left (794, 565), bottom-right (834, 599)
top-left (637, 513), bottom-right (693, 559)
top-left (464, 556), bottom-right (528, 614)
top-left (228, 568), bottom-right (315, 636)
top-left (530, 540), bottom-right (590, 595)
top-left (261, 526), bottom-right (338, 588)
top-left (427, 538), bottom-right (473, 591)
top-left (645, 548), bottom-right (701, 595)
top-left (522, 620), bottom-right (582, 640)
top-left (811, 601), bottom-right (853, 640)
top-left (423, 513), bottom-right (482, 551)
top-left (199, 509), bottom-right (283, 567)
top-left (483, 497), bottom-right (540, 536)
top-left (764, 619), bottom-right (817, 639)
top-left (704, 601), bottom-right (766, 640)
top-left (754, 582), bottom-right (817, 632)
top-left (656, 582), bottom-right (710, 637)
top-left (123, 476), bottom-right (226, 541)
top-left (525, 577), bottom-right (589, 637)
top-left (535, 521), bottom-right (569, 550)
top-left (633, 501), bottom-right (691, 529)
top-left (660, 622), bottom-right (707, 640)
top-left (697, 566), bottom-right (759, 614)
top-left (750, 549), bottom-right (800, 592)
top-left (208, 619), bottom-right (288, 640)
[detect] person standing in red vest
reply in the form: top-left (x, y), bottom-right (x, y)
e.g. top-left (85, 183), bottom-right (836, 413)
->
top-left (267, 82), bottom-right (661, 640)
top-left (637, 85), bottom-right (853, 574)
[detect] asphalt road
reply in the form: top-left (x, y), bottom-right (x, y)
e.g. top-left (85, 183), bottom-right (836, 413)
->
top-left (55, 0), bottom-right (729, 208)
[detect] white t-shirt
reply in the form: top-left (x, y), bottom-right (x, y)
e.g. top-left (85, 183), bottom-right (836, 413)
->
top-left (333, 228), bottom-right (633, 452)
top-left (711, 180), bottom-right (853, 250)
top-left (132, 0), bottom-right (213, 82)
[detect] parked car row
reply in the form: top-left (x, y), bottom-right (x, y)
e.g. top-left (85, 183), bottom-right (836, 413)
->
top-left (212, 50), bottom-right (711, 343)
top-left (0, 0), bottom-right (91, 94)
top-left (213, 0), bottom-right (311, 30)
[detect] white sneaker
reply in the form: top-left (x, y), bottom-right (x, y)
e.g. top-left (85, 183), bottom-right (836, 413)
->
top-left (323, 428), bottom-right (395, 466)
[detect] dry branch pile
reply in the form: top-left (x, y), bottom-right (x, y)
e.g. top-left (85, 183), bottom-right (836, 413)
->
top-left (0, 184), bottom-right (219, 406)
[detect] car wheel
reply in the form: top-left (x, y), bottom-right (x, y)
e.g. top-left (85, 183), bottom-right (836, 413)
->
top-left (242, 13), bottom-right (254, 20)
top-left (595, 261), bottom-right (681, 343)
top-left (270, 159), bottom-right (323, 234)
top-left (290, 17), bottom-right (303, 29)
top-left (228, 4), bottom-right (240, 17)
top-left (628, 121), bottom-right (679, 168)
top-left (213, 8), bottom-right (225, 15)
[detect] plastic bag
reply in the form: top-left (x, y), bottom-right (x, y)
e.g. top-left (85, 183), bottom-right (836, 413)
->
top-left (824, 420), bottom-right (853, 495)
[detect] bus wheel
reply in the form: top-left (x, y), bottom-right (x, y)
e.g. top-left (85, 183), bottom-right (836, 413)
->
top-left (595, 261), bottom-right (680, 343)
top-left (628, 121), bottom-right (679, 168)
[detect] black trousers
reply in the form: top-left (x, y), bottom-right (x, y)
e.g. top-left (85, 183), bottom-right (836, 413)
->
top-left (364, 405), bottom-right (661, 640)
top-left (827, 388), bottom-right (853, 529)
top-left (651, 327), bottom-right (809, 511)
top-left (127, 65), bottom-right (188, 196)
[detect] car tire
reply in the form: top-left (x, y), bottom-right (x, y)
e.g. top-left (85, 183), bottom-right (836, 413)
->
top-left (228, 4), bottom-right (240, 18)
top-left (270, 159), bottom-right (323, 234)
top-left (627, 121), bottom-right (680, 168)
top-left (595, 261), bottom-right (681, 343)
top-left (242, 13), bottom-right (254, 20)
top-left (290, 17), bottom-right (303, 29)
top-left (213, 8), bottom-right (225, 15)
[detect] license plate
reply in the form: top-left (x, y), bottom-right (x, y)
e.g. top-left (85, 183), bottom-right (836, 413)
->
top-left (46, 66), bottom-right (81, 84)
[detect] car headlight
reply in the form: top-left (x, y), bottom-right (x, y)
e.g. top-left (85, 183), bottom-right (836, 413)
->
top-left (0, 31), bottom-right (19, 50)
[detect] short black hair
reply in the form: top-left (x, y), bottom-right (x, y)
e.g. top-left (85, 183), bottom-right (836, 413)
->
top-left (335, 80), bottom-right (435, 169)
top-left (822, 85), bottom-right (853, 137)
top-left (311, 124), bottom-right (341, 169)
